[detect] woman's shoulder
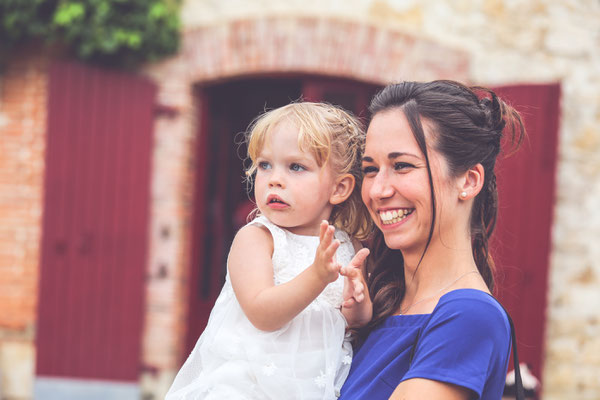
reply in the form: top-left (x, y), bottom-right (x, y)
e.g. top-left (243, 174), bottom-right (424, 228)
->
top-left (432, 289), bottom-right (510, 333)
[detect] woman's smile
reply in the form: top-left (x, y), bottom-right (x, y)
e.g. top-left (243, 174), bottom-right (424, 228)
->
top-left (378, 208), bottom-right (414, 226)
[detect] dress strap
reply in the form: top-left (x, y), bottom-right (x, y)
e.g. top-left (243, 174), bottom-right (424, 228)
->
top-left (247, 215), bottom-right (286, 249)
top-left (487, 295), bottom-right (525, 400)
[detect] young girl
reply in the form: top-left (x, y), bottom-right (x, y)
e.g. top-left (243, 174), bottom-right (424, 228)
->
top-left (166, 102), bottom-right (373, 400)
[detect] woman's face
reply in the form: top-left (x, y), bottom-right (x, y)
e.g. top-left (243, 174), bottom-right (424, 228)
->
top-left (361, 109), bottom-right (459, 253)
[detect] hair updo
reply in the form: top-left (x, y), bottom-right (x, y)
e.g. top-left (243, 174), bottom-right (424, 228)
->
top-left (362, 80), bottom-right (526, 337)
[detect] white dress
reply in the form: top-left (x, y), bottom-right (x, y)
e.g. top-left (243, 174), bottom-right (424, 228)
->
top-left (166, 216), bottom-right (355, 400)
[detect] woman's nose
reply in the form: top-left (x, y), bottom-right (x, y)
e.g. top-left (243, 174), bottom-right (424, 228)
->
top-left (369, 171), bottom-right (394, 199)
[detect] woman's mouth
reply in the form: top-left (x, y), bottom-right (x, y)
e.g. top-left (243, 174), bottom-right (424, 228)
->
top-left (378, 208), bottom-right (414, 225)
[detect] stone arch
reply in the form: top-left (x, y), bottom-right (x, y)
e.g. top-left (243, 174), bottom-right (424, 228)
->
top-left (180, 17), bottom-right (469, 84)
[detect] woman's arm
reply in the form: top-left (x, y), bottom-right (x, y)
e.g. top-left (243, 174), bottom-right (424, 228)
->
top-left (389, 378), bottom-right (471, 400)
top-left (228, 221), bottom-right (341, 332)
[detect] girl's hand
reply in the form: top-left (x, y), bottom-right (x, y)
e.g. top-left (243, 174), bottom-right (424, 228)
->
top-left (340, 248), bottom-right (372, 327)
top-left (340, 248), bottom-right (370, 308)
top-left (313, 220), bottom-right (342, 284)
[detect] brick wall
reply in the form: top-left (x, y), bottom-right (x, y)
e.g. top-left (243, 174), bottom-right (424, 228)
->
top-left (0, 47), bottom-right (49, 399)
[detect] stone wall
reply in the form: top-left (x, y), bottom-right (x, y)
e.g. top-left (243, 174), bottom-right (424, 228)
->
top-left (178, 1), bottom-right (600, 399)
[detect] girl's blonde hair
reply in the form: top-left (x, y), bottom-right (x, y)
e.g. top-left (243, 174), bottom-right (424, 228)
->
top-left (246, 102), bottom-right (372, 240)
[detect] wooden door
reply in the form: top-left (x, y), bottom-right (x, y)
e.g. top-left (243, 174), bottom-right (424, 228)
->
top-left (37, 60), bottom-right (155, 381)
top-left (302, 77), bottom-right (380, 123)
top-left (492, 83), bottom-right (560, 382)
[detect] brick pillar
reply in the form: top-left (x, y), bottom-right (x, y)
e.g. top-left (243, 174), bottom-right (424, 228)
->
top-left (0, 47), bottom-right (50, 399)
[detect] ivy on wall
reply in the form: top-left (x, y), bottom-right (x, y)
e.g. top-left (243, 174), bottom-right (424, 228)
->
top-left (0, 0), bottom-right (182, 68)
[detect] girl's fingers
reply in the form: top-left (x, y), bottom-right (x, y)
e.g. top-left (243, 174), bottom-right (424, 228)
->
top-left (319, 223), bottom-right (335, 249)
top-left (323, 239), bottom-right (340, 260)
top-left (349, 248), bottom-right (370, 268)
top-left (343, 298), bottom-right (355, 308)
top-left (339, 265), bottom-right (358, 278)
top-left (353, 281), bottom-right (363, 295)
top-left (319, 220), bottom-right (329, 242)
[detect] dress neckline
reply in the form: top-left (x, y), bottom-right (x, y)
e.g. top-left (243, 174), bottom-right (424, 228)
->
top-left (392, 288), bottom-right (493, 318)
top-left (255, 215), bottom-right (332, 240)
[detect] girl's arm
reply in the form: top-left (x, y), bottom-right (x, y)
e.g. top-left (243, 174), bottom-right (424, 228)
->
top-left (228, 221), bottom-right (341, 332)
top-left (340, 246), bottom-right (371, 328)
top-left (389, 379), bottom-right (471, 400)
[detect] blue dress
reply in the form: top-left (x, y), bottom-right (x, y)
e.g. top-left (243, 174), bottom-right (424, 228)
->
top-left (339, 289), bottom-right (511, 400)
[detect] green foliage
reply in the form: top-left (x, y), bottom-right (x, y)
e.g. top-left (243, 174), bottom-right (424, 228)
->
top-left (0, 0), bottom-right (182, 68)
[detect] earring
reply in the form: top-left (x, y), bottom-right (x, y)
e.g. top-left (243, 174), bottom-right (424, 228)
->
top-left (460, 191), bottom-right (467, 199)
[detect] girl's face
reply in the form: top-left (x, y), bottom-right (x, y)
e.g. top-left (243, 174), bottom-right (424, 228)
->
top-left (254, 121), bottom-right (340, 236)
top-left (361, 110), bottom-right (460, 253)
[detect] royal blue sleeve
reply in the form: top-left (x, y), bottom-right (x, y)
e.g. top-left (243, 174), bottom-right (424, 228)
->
top-left (401, 295), bottom-right (511, 397)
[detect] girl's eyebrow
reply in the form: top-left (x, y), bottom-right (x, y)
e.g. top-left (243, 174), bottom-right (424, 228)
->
top-left (362, 152), bottom-right (420, 162)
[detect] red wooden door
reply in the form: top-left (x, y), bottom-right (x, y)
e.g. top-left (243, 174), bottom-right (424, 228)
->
top-left (492, 83), bottom-right (560, 383)
top-left (37, 61), bottom-right (155, 381)
top-left (303, 77), bottom-right (380, 124)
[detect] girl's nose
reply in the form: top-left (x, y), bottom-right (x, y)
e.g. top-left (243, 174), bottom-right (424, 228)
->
top-left (268, 169), bottom-right (285, 188)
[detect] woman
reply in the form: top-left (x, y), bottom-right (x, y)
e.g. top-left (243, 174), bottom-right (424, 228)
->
top-left (339, 81), bottom-right (526, 400)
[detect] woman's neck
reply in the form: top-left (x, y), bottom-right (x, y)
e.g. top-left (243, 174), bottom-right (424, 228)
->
top-left (401, 236), bottom-right (478, 300)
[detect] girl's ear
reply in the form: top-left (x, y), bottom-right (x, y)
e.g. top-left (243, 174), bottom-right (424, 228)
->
top-left (330, 174), bottom-right (355, 205)
top-left (457, 163), bottom-right (485, 200)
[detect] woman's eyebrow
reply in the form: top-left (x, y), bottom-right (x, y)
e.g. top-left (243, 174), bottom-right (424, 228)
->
top-left (388, 152), bottom-right (420, 160)
top-left (362, 152), bottom-right (420, 162)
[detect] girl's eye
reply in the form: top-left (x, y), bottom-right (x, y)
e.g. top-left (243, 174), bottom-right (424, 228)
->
top-left (290, 163), bottom-right (305, 172)
top-left (394, 162), bottom-right (414, 171)
top-left (258, 161), bottom-right (271, 170)
top-left (362, 165), bottom-right (378, 175)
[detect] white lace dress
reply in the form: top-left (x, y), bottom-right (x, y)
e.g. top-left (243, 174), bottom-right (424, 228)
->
top-left (165, 216), bottom-right (355, 400)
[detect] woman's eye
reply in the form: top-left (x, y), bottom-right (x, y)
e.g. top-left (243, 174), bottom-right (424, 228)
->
top-left (258, 161), bottom-right (271, 170)
top-left (394, 162), bottom-right (414, 171)
top-left (362, 165), bottom-right (378, 175)
top-left (290, 163), bottom-right (305, 172)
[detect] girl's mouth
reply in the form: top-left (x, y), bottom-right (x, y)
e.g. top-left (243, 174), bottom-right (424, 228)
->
top-left (378, 208), bottom-right (414, 225)
top-left (267, 195), bottom-right (289, 208)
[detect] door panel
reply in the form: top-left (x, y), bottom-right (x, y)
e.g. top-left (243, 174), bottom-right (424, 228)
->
top-left (492, 83), bottom-right (560, 382)
top-left (37, 61), bottom-right (155, 381)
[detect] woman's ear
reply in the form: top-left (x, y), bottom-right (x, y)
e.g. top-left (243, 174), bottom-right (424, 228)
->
top-left (458, 163), bottom-right (485, 200)
top-left (330, 174), bottom-right (355, 205)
